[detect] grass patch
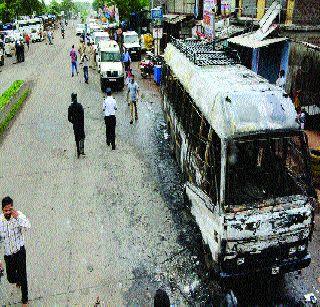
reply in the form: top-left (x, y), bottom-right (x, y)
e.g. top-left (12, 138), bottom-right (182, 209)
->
top-left (0, 80), bottom-right (24, 110)
top-left (0, 89), bottom-right (29, 136)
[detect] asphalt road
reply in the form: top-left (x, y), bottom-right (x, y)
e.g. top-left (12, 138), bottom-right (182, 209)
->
top-left (0, 21), bottom-right (199, 305)
top-left (0, 20), bottom-right (319, 306)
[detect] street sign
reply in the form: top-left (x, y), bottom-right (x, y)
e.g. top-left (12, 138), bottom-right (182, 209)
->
top-left (151, 8), bottom-right (163, 20)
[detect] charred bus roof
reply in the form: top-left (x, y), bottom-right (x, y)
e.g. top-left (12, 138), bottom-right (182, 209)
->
top-left (164, 39), bottom-right (298, 140)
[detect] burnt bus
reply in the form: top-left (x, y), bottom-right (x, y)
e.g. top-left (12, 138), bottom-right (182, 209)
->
top-left (161, 39), bottom-right (317, 279)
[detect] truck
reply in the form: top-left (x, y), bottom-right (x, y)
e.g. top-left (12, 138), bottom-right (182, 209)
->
top-left (161, 39), bottom-right (317, 280)
top-left (16, 19), bottom-right (30, 34)
top-left (97, 40), bottom-right (124, 92)
top-left (29, 18), bottom-right (44, 42)
top-left (123, 31), bottom-right (141, 61)
top-left (92, 32), bottom-right (110, 52)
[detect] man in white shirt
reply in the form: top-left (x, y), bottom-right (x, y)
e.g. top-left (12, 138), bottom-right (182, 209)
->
top-left (0, 196), bottom-right (31, 307)
top-left (103, 88), bottom-right (117, 150)
top-left (276, 69), bottom-right (286, 90)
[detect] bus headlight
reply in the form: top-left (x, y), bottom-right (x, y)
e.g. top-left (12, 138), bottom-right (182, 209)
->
top-left (289, 247), bottom-right (296, 255)
top-left (237, 258), bottom-right (245, 265)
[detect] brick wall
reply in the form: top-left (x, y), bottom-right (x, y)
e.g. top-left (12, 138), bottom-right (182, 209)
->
top-left (293, 0), bottom-right (320, 26)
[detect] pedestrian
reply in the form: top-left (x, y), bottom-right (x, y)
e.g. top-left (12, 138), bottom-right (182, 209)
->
top-left (125, 69), bottom-right (133, 87)
top-left (276, 69), bottom-right (286, 90)
top-left (20, 40), bottom-right (25, 62)
top-left (103, 88), bottom-right (117, 150)
top-left (296, 106), bottom-right (307, 130)
top-left (80, 53), bottom-right (89, 84)
top-left (15, 40), bottom-right (21, 63)
top-left (0, 196), bottom-right (31, 307)
top-left (89, 43), bottom-right (96, 70)
top-left (122, 48), bottom-right (131, 72)
top-left (69, 45), bottom-right (79, 77)
top-left (25, 33), bottom-right (30, 50)
top-left (154, 289), bottom-right (170, 307)
top-left (68, 93), bottom-right (85, 158)
top-left (114, 27), bottom-right (122, 47)
top-left (78, 42), bottom-right (86, 59)
top-left (127, 75), bottom-right (140, 124)
top-left (47, 29), bottom-right (53, 45)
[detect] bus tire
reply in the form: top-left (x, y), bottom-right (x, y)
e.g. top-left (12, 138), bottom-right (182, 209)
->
top-left (202, 241), bottom-right (214, 271)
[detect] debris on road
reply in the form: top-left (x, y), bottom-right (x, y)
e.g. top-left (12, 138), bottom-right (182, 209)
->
top-left (304, 293), bottom-right (317, 304)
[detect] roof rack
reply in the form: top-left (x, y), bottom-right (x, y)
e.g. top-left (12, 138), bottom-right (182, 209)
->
top-left (170, 38), bottom-right (241, 66)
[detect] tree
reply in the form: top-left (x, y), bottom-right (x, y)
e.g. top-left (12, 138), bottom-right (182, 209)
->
top-left (47, 0), bottom-right (60, 15)
top-left (92, 0), bottom-right (148, 20)
top-left (0, 0), bottom-right (46, 22)
top-left (60, 0), bottom-right (75, 13)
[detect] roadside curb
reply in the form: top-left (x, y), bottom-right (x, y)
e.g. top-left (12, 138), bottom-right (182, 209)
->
top-left (0, 81), bottom-right (32, 142)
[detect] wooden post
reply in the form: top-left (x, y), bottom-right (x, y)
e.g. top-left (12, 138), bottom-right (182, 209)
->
top-left (285, 0), bottom-right (295, 25)
top-left (257, 0), bottom-right (266, 20)
top-left (238, 0), bottom-right (243, 18)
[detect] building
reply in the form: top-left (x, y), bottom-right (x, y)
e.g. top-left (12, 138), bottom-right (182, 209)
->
top-left (237, 0), bottom-right (320, 26)
top-left (233, 0), bottom-right (320, 129)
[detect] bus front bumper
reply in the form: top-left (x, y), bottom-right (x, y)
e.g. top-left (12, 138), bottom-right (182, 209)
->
top-left (219, 253), bottom-right (311, 280)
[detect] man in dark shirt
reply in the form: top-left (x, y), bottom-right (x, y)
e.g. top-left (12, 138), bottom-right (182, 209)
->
top-left (68, 93), bottom-right (85, 158)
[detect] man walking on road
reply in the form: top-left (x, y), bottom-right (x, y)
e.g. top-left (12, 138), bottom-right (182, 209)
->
top-left (103, 88), bottom-right (117, 150)
top-left (68, 93), bottom-right (85, 158)
top-left (0, 196), bottom-right (31, 307)
top-left (69, 45), bottom-right (79, 77)
top-left (80, 54), bottom-right (89, 84)
top-left (122, 48), bottom-right (131, 72)
top-left (47, 29), bottom-right (53, 45)
top-left (127, 75), bottom-right (140, 124)
top-left (25, 34), bottom-right (30, 50)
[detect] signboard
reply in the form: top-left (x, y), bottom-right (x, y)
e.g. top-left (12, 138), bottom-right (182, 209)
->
top-left (153, 27), bottom-right (163, 39)
top-left (151, 8), bottom-right (163, 20)
top-left (203, 0), bottom-right (216, 39)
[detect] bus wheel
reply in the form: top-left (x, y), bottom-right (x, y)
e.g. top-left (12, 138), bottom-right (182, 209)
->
top-left (220, 290), bottom-right (238, 307)
top-left (202, 241), bottom-right (214, 271)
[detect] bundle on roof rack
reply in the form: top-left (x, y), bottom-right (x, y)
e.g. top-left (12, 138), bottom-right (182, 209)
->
top-left (170, 38), bottom-right (241, 66)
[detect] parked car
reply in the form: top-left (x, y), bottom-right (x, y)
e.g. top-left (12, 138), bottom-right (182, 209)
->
top-left (30, 29), bottom-right (43, 42)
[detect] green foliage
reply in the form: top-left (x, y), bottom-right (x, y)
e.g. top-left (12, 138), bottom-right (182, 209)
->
top-left (0, 80), bottom-right (24, 110)
top-left (92, 0), bottom-right (148, 19)
top-left (0, 88), bottom-right (29, 137)
top-left (0, 0), bottom-right (46, 22)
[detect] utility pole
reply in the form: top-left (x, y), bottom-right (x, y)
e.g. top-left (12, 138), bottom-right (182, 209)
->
top-left (212, 6), bottom-right (216, 49)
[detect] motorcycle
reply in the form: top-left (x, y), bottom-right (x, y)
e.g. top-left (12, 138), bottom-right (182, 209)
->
top-left (140, 53), bottom-right (154, 79)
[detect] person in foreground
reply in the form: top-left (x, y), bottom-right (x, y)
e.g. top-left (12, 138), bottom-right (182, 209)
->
top-left (0, 196), bottom-right (31, 307)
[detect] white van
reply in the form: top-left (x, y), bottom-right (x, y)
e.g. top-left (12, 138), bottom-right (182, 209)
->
top-left (76, 24), bottom-right (85, 36)
top-left (123, 31), bottom-right (141, 61)
top-left (97, 40), bottom-right (124, 92)
top-left (93, 32), bottom-right (110, 52)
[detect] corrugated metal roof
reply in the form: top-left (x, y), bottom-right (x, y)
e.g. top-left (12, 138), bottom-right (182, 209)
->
top-left (228, 35), bottom-right (287, 48)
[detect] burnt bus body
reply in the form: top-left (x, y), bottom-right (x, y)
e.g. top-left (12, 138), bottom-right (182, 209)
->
top-left (161, 39), bottom-right (317, 279)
